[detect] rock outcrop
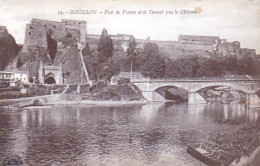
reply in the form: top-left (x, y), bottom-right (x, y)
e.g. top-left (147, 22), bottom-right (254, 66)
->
top-left (0, 26), bottom-right (20, 70)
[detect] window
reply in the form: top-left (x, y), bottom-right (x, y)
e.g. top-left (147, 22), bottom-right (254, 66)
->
top-left (44, 25), bottom-right (47, 27)
top-left (28, 32), bottom-right (31, 35)
top-left (53, 26), bottom-right (56, 28)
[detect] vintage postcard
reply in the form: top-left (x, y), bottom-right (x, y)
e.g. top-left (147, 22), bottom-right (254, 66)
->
top-left (0, 0), bottom-right (260, 165)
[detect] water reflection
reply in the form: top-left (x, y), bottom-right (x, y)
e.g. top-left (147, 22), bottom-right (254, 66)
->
top-left (0, 101), bottom-right (259, 165)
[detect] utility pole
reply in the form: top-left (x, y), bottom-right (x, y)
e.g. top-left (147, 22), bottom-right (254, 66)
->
top-left (130, 60), bottom-right (133, 80)
top-left (81, 67), bottom-right (84, 84)
top-left (77, 42), bottom-right (90, 85)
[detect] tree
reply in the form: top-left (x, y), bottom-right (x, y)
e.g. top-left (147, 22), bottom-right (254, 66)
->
top-left (126, 37), bottom-right (137, 58)
top-left (143, 42), bottom-right (159, 56)
top-left (141, 53), bottom-right (166, 78)
top-left (16, 58), bottom-right (23, 68)
top-left (237, 57), bottom-right (258, 75)
top-left (221, 57), bottom-right (238, 75)
top-left (82, 43), bottom-right (91, 57)
top-left (140, 42), bottom-right (165, 78)
top-left (97, 28), bottom-right (113, 63)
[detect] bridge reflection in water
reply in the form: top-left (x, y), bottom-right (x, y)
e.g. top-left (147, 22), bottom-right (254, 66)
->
top-left (1, 101), bottom-right (260, 165)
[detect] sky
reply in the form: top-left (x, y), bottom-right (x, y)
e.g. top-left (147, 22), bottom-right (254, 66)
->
top-left (0, 0), bottom-right (260, 53)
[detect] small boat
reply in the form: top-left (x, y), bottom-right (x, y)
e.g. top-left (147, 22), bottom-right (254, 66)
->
top-left (187, 143), bottom-right (231, 166)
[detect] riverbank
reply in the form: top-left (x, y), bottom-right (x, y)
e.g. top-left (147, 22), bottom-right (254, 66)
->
top-left (47, 99), bottom-right (147, 106)
top-left (0, 83), bottom-right (148, 107)
top-left (0, 94), bottom-right (148, 108)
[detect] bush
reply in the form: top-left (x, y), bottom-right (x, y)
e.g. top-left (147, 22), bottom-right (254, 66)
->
top-left (66, 84), bottom-right (78, 94)
top-left (118, 78), bottom-right (130, 85)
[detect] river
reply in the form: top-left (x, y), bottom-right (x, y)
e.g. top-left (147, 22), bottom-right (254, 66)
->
top-left (0, 101), bottom-right (259, 166)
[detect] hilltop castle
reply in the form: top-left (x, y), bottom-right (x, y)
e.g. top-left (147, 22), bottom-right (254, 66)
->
top-left (87, 33), bottom-right (256, 59)
top-left (22, 18), bottom-right (256, 60)
top-left (7, 18), bottom-right (256, 85)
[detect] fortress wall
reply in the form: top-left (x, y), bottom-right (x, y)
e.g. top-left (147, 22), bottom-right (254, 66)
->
top-left (23, 19), bottom-right (87, 53)
top-left (112, 36), bottom-right (131, 41)
top-left (79, 23), bottom-right (87, 44)
top-left (62, 19), bottom-right (86, 27)
top-left (0, 26), bottom-right (7, 33)
top-left (32, 21), bottom-right (65, 41)
top-left (87, 34), bottom-right (100, 40)
top-left (87, 34), bottom-right (256, 59)
top-left (240, 48), bottom-right (256, 58)
top-left (62, 19), bottom-right (87, 45)
top-left (65, 28), bottom-right (80, 40)
top-left (178, 40), bottom-right (217, 45)
top-left (217, 42), bottom-right (241, 57)
top-left (24, 24), bottom-right (47, 50)
top-left (182, 44), bottom-right (214, 52)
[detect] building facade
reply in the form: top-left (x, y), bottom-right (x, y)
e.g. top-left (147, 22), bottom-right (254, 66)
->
top-left (0, 71), bottom-right (14, 83)
top-left (0, 71), bottom-right (29, 84)
top-left (13, 71), bottom-right (29, 83)
top-left (38, 62), bottom-right (63, 84)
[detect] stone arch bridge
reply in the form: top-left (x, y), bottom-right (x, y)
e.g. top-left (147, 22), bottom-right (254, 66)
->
top-left (132, 79), bottom-right (260, 108)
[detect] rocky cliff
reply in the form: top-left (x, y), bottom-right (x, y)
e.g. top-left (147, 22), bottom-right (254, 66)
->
top-left (0, 26), bottom-right (20, 70)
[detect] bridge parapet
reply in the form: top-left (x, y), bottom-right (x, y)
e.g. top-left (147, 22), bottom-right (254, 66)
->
top-left (134, 80), bottom-right (259, 93)
top-left (133, 79), bottom-right (260, 106)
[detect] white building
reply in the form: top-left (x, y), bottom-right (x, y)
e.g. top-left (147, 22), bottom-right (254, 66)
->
top-left (13, 71), bottom-right (29, 83)
top-left (0, 70), bottom-right (29, 86)
top-left (0, 71), bottom-right (14, 83)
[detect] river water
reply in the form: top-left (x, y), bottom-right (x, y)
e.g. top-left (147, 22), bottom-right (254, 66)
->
top-left (0, 102), bottom-right (260, 166)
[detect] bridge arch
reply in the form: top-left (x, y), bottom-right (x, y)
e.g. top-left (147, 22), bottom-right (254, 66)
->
top-left (194, 84), bottom-right (248, 94)
top-left (154, 86), bottom-right (189, 101)
top-left (150, 83), bottom-right (190, 92)
top-left (154, 85), bottom-right (189, 92)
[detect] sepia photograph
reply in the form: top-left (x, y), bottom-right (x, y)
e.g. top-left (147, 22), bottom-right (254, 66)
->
top-left (0, 0), bottom-right (260, 165)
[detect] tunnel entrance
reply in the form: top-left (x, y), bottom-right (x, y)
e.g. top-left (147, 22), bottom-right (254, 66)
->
top-left (44, 77), bottom-right (56, 84)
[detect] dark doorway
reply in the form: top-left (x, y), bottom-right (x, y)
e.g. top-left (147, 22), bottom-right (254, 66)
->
top-left (44, 77), bottom-right (56, 84)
